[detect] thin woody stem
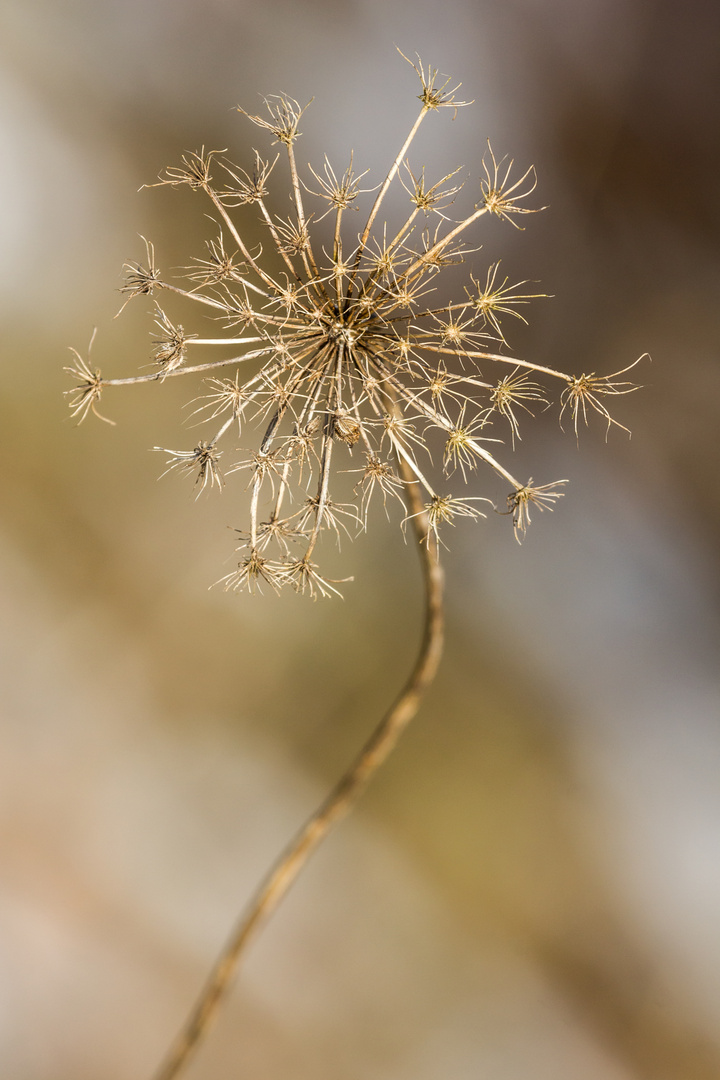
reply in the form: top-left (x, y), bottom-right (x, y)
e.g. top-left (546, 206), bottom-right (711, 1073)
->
top-left (205, 188), bottom-right (286, 297)
top-left (151, 467), bottom-right (444, 1080)
top-left (102, 349), bottom-right (278, 386)
top-left (286, 142), bottom-right (327, 304)
top-left (424, 345), bottom-right (573, 382)
top-left (397, 203), bottom-right (489, 285)
top-left (346, 105), bottom-right (429, 296)
top-left (351, 206), bottom-right (420, 309)
top-left (256, 197), bottom-right (310, 285)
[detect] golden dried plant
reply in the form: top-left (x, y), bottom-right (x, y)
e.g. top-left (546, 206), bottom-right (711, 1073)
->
top-left (66, 50), bottom-right (641, 1080)
top-left (67, 52), bottom-right (640, 578)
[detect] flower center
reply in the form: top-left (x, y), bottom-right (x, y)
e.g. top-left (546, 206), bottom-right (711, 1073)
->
top-left (328, 319), bottom-right (358, 347)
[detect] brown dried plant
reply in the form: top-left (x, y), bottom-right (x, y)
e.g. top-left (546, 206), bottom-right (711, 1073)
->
top-left (66, 50), bottom-right (640, 1080)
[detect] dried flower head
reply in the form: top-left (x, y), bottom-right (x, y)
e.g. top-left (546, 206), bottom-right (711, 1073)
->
top-left (490, 368), bottom-right (547, 445)
top-left (559, 359), bottom-right (644, 439)
top-left (405, 493), bottom-right (490, 549)
top-left (67, 53), bottom-right (641, 595)
top-left (504, 480), bottom-right (568, 543)
top-left (118, 236), bottom-right (163, 314)
top-left (64, 330), bottom-right (115, 425)
top-left (154, 442), bottom-right (223, 497)
top-left (480, 143), bottom-right (541, 228)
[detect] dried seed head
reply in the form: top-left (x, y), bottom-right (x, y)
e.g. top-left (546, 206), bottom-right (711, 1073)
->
top-left (64, 332), bottom-right (115, 426)
top-left (354, 454), bottom-right (405, 520)
top-left (274, 215), bottom-right (312, 256)
top-left (252, 518), bottom-right (307, 554)
top-left (228, 448), bottom-right (287, 493)
top-left (443, 411), bottom-right (492, 480)
top-left (217, 151), bottom-right (278, 205)
top-left (331, 410), bottom-right (362, 446)
top-left (184, 234), bottom-right (247, 286)
top-left (216, 550), bottom-right (286, 594)
top-left (68, 52), bottom-right (641, 594)
top-left (490, 369), bottom-right (547, 445)
top-left (284, 557), bottom-right (349, 600)
top-left (398, 49), bottom-right (474, 113)
top-left (306, 153), bottom-right (373, 216)
top-left (296, 496), bottom-right (361, 547)
top-left (480, 144), bottom-right (541, 228)
top-left (187, 373), bottom-right (249, 429)
top-left (559, 359), bottom-right (643, 439)
top-left (400, 164), bottom-right (464, 213)
top-left (505, 480), bottom-right (568, 542)
top-left (154, 442), bottom-right (223, 497)
top-left (466, 263), bottom-right (546, 341)
top-left (405, 494), bottom-right (490, 549)
top-left (237, 94), bottom-right (311, 146)
top-left (152, 307), bottom-right (195, 376)
top-left (118, 236), bottom-right (162, 313)
top-left (150, 147), bottom-right (222, 191)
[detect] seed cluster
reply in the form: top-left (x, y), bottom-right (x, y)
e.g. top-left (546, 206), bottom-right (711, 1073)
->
top-left (66, 52), bottom-right (640, 596)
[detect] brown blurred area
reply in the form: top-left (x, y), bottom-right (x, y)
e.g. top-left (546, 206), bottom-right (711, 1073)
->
top-left (1, 1), bottom-right (720, 1077)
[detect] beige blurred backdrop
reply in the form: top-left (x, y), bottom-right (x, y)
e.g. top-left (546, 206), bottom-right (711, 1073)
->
top-left (1, 1), bottom-right (720, 1078)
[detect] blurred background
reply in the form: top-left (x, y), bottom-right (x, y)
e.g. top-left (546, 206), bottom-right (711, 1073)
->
top-left (1, 0), bottom-right (720, 1077)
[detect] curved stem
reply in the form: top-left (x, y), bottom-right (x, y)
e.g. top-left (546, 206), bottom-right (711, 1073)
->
top-left (151, 467), bottom-right (444, 1080)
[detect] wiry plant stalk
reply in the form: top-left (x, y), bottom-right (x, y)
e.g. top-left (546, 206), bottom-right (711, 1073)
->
top-left (153, 462), bottom-right (443, 1080)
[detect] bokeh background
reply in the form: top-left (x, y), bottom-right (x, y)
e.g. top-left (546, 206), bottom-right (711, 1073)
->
top-left (2, 1), bottom-right (720, 1077)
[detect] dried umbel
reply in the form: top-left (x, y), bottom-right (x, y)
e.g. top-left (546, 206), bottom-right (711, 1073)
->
top-left (66, 53), bottom-right (641, 1080)
top-left (66, 52), bottom-right (639, 590)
